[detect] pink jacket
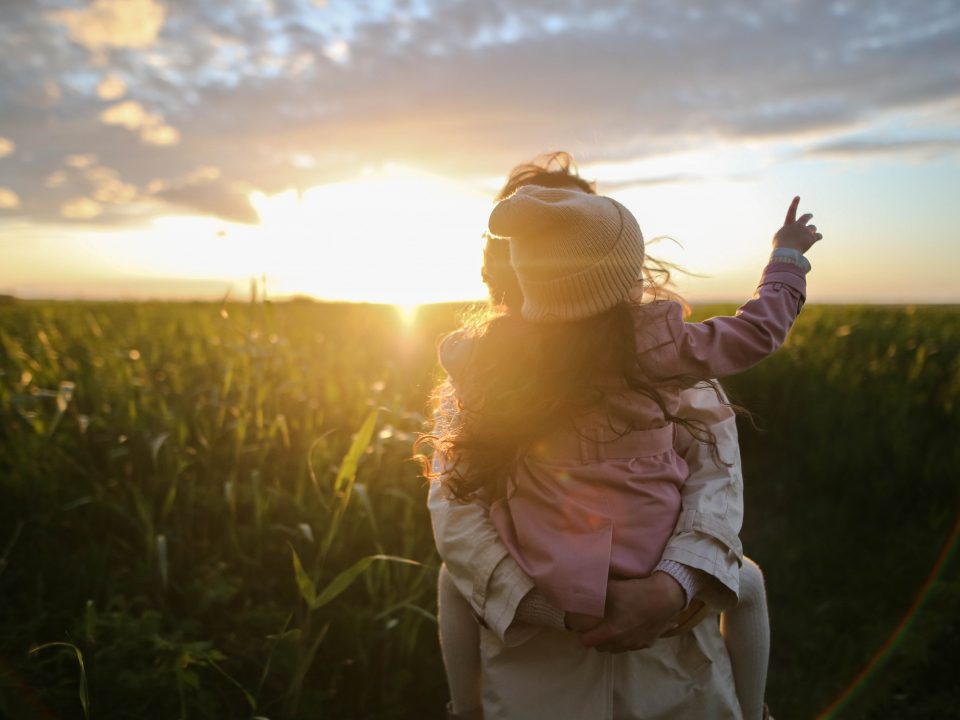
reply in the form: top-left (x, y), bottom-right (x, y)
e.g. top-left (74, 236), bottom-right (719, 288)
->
top-left (442, 261), bottom-right (806, 617)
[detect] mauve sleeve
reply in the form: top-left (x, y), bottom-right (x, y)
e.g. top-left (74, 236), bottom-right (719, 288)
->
top-left (641, 262), bottom-right (807, 381)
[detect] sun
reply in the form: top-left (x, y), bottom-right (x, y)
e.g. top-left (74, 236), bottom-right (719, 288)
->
top-left (249, 166), bottom-right (492, 305)
top-left (394, 302), bottom-right (420, 326)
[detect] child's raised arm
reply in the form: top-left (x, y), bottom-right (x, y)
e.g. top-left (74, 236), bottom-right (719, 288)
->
top-left (636, 197), bottom-right (823, 381)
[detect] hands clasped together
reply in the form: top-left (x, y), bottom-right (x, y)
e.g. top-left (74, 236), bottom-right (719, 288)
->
top-left (565, 572), bottom-right (687, 653)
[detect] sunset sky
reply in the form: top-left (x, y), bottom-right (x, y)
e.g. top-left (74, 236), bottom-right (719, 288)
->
top-left (1, 0), bottom-right (959, 304)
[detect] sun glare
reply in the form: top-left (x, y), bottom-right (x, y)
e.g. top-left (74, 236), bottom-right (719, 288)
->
top-left (32, 164), bottom-right (782, 304)
top-left (249, 166), bottom-right (491, 305)
top-left (395, 303), bottom-right (420, 326)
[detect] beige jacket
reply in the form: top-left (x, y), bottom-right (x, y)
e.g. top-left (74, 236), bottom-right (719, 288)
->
top-left (428, 384), bottom-right (745, 719)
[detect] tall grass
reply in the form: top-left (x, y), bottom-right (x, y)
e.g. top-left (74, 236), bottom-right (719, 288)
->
top-left (1, 300), bottom-right (958, 719)
top-left (0, 299), bottom-right (456, 719)
top-left (708, 304), bottom-right (960, 719)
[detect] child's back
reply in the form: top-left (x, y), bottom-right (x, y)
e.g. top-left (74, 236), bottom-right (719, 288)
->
top-left (441, 258), bottom-right (805, 617)
top-left (439, 185), bottom-right (817, 620)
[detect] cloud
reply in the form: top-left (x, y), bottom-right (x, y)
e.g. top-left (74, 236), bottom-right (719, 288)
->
top-left (100, 101), bottom-right (153, 130)
top-left (51, 0), bottom-right (166, 52)
top-left (0, 137), bottom-right (14, 158)
top-left (601, 174), bottom-right (704, 192)
top-left (157, 182), bottom-right (258, 223)
top-left (84, 165), bottom-right (139, 204)
top-left (807, 136), bottom-right (960, 159)
top-left (0, 187), bottom-right (21, 209)
top-left (322, 40), bottom-right (350, 64)
top-left (61, 197), bottom-right (103, 219)
top-left (185, 165), bottom-right (222, 183)
top-left (0, 0), bottom-right (957, 228)
top-left (97, 75), bottom-right (127, 100)
top-left (140, 124), bottom-right (181, 146)
top-left (45, 171), bottom-right (67, 189)
top-left (163, 0), bottom-right (956, 183)
top-left (154, 166), bottom-right (257, 223)
top-left (65, 154), bottom-right (98, 169)
top-left (100, 101), bottom-right (180, 146)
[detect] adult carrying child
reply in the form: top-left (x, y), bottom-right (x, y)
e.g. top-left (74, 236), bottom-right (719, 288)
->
top-left (427, 179), bottom-right (821, 719)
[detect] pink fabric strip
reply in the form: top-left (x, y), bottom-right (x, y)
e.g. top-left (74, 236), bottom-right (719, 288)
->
top-left (530, 424), bottom-right (675, 463)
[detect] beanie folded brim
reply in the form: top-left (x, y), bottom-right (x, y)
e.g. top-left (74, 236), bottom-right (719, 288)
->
top-left (490, 187), bottom-right (646, 322)
top-left (519, 213), bottom-right (644, 322)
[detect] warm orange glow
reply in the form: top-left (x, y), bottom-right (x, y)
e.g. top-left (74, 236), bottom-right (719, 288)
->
top-left (248, 165), bottom-right (491, 304)
top-left (394, 303), bottom-right (420, 326)
top-left (38, 166), bottom-right (495, 303)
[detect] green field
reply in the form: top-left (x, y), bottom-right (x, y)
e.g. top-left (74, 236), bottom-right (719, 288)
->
top-left (1, 300), bottom-right (958, 720)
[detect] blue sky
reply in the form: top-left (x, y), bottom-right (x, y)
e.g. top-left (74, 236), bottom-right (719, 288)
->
top-left (1, 0), bottom-right (959, 302)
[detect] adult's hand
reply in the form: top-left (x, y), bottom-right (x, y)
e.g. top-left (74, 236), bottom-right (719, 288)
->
top-left (578, 572), bottom-right (686, 653)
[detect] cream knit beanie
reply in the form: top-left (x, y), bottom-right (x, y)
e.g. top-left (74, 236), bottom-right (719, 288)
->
top-left (488, 185), bottom-right (645, 322)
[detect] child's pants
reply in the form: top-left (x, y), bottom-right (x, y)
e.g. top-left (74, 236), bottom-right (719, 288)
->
top-left (722, 557), bottom-right (770, 720)
top-left (439, 564), bottom-right (483, 715)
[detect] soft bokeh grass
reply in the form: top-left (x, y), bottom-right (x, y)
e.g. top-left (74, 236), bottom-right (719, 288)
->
top-left (0, 299), bottom-right (957, 719)
top-left (700, 304), bottom-right (960, 719)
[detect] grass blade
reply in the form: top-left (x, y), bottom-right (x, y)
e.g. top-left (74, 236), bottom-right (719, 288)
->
top-left (313, 554), bottom-right (420, 610)
top-left (289, 545), bottom-right (317, 609)
top-left (321, 409), bottom-right (379, 558)
top-left (30, 642), bottom-right (89, 720)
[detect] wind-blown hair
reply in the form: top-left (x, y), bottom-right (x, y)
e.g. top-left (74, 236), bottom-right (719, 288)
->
top-left (417, 151), bottom-right (726, 503)
top-left (432, 303), bottom-right (727, 502)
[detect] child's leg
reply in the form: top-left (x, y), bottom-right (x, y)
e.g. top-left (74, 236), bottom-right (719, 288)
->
top-left (438, 563), bottom-right (483, 717)
top-left (720, 556), bottom-right (770, 720)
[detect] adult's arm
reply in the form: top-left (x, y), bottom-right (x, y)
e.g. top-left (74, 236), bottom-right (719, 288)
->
top-left (427, 387), bottom-right (540, 642)
top-left (428, 473), bottom-right (538, 642)
top-left (427, 381), bottom-right (744, 644)
top-left (659, 381), bottom-right (744, 609)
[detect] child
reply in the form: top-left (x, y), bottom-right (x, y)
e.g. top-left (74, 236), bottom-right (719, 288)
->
top-left (433, 186), bottom-right (820, 719)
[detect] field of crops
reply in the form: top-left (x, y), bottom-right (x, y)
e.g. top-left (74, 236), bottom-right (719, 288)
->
top-left (1, 299), bottom-right (958, 720)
